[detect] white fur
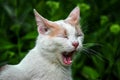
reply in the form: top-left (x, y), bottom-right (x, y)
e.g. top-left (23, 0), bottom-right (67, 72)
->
top-left (0, 7), bottom-right (83, 80)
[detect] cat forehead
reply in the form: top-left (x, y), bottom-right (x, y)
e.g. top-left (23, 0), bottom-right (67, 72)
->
top-left (55, 20), bottom-right (76, 34)
top-left (47, 20), bottom-right (77, 37)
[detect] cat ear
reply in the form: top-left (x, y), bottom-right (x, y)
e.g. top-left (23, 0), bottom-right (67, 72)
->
top-left (34, 9), bottom-right (55, 34)
top-left (65, 7), bottom-right (80, 25)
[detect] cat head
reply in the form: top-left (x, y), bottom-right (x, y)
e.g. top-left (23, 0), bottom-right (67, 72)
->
top-left (34, 7), bottom-right (84, 66)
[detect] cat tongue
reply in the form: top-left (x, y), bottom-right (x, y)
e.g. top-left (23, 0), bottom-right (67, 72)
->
top-left (63, 56), bottom-right (72, 65)
top-left (62, 51), bottom-right (75, 65)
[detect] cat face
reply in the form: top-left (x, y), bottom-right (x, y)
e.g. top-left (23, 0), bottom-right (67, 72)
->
top-left (34, 7), bottom-right (84, 66)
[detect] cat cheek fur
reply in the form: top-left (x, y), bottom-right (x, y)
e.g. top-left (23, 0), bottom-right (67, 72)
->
top-left (77, 37), bottom-right (83, 50)
top-left (52, 38), bottom-right (75, 52)
top-left (36, 36), bottom-right (57, 52)
top-left (36, 35), bottom-right (68, 52)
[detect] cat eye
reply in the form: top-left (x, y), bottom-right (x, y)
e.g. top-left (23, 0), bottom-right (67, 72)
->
top-left (57, 34), bottom-right (68, 39)
top-left (64, 35), bottom-right (68, 39)
top-left (76, 33), bottom-right (83, 37)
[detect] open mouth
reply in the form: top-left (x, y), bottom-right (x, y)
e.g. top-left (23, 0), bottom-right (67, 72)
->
top-left (62, 50), bottom-right (76, 65)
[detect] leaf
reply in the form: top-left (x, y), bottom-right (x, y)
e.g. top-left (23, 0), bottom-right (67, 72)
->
top-left (0, 39), bottom-right (15, 50)
top-left (77, 3), bottom-right (90, 13)
top-left (46, 1), bottom-right (59, 15)
top-left (3, 4), bottom-right (16, 18)
top-left (46, 1), bottom-right (59, 10)
top-left (114, 59), bottom-right (120, 79)
top-left (22, 31), bottom-right (37, 40)
top-left (100, 15), bottom-right (109, 25)
top-left (110, 24), bottom-right (120, 34)
top-left (82, 66), bottom-right (99, 79)
top-left (83, 43), bottom-right (101, 48)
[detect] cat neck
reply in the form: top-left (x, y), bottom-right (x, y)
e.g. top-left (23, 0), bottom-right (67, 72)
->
top-left (18, 47), bottom-right (72, 80)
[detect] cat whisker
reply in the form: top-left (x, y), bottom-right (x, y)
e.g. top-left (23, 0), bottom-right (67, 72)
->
top-left (81, 47), bottom-right (108, 62)
top-left (81, 48), bottom-right (91, 57)
top-left (75, 48), bottom-right (90, 58)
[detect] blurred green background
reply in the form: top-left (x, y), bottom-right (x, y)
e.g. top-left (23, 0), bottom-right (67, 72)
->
top-left (0, 0), bottom-right (120, 80)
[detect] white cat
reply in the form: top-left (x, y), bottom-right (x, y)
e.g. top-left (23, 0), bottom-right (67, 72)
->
top-left (0, 7), bottom-right (84, 80)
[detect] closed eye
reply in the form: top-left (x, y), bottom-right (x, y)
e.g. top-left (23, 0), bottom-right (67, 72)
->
top-left (76, 33), bottom-right (83, 37)
top-left (64, 35), bottom-right (68, 39)
top-left (57, 34), bottom-right (68, 39)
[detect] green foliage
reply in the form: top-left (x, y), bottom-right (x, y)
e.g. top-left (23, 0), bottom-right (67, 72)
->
top-left (110, 24), bottom-right (120, 34)
top-left (82, 66), bottom-right (99, 79)
top-left (0, 0), bottom-right (120, 80)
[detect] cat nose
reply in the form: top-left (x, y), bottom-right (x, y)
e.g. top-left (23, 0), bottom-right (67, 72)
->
top-left (72, 42), bottom-right (79, 49)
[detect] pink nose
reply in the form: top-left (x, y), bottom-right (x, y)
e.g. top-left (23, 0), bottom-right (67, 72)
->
top-left (72, 42), bottom-right (79, 48)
